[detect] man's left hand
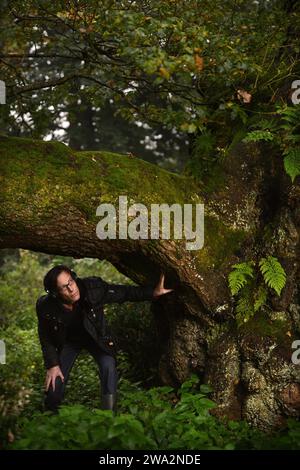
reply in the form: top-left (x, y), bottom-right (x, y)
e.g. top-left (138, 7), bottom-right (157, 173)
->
top-left (153, 273), bottom-right (174, 299)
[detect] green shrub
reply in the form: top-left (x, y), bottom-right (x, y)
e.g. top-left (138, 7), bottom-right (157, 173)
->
top-left (7, 374), bottom-right (300, 451)
top-left (9, 405), bottom-right (156, 450)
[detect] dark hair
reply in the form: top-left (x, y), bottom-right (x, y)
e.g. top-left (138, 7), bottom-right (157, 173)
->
top-left (43, 265), bottom-right (76, 295)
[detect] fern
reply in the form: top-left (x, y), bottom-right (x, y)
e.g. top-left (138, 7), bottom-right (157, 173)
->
top-left (234, 284), bottom-right (267, 327)
top-left (226, 128), bottom-right (248, 156)
top-left (279, 106), bottom-right (300, 131)
top-left (283, 148), bottom-right (300, 183)
top-left (228, 261), bottom-right (255, 295)
top-left (228, 256), bottom-right (286, 326)
top-left (235, 288), bottom-right (255, 327)
top-left (252, 118), bottom-right (278, 131)
top-left (243, 130), bottom-right (274, 143)
top-left (241, 106), bottom-right (300, 182)
top-left (259, 256), bottom-right (286, 296)
top-left (253, 285), bottom-right (267, 312)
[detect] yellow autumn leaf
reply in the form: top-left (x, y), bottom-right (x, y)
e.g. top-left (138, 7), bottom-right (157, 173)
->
top-left (159, 67), bottom-right (170, 79)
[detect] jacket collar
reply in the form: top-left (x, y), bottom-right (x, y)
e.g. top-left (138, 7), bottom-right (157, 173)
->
top-left (43, 277), bottom-right (90, 320)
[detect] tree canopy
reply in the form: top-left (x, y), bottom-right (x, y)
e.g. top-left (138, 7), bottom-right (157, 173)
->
top-left (1, 0), bottom-right (300, 178)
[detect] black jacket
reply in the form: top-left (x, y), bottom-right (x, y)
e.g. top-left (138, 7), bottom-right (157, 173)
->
top-left (36, 276), bottom-right (155, 369)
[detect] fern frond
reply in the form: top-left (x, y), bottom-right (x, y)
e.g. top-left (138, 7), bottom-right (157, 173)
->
top-left (283, 148), bottom-right (300, 183)
top-left (243, 130), bottom-right (274, 143)
top-left (235, 289), bottom-right (255, 327)
top-left (285, 134), bottom-right (300, 145)
top-left (280, 106), bottom-right (300, 128)
top-left (228, 261), bottom-right (255, 295)
top-left (259, 256), bottom-right (286, 296)
top-left (250, 118), bottom-right (277, 131)
top-left (234, 261), bottom-right (255, 272)
top-left (254, 285), bottom-right (267, 312)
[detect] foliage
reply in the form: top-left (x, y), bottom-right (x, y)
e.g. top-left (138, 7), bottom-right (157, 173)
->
top-left (8, 374), bottom-right (226, 450)
top-left (259, 256), bottom-right (287, 296)
top-left (0, 325), bottom-right (45, 445)
top-left (6, 373), bottom-right (300, 451)
top-left (228, 256), bottom-right (286, 326)
top-left (1, 0), bottom-right (300, 178)
top-left (283, 147), bottom-right (300, 183)
top-left (243, 130), bottom-right (274, 143)
top-left (243, 105), bottom-right (300, 182)
top-left (228, 261), bottom-right (255, 295)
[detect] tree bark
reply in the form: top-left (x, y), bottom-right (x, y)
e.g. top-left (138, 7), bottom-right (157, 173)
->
top-left (0, 134), bottom-right (299, 430)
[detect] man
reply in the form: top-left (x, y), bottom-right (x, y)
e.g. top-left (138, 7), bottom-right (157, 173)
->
top-left (36, 265), bottom-right (173, 413)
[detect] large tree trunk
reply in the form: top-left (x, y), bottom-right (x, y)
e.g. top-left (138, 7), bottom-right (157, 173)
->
top-left (0, 135), bottom-right (299, 430)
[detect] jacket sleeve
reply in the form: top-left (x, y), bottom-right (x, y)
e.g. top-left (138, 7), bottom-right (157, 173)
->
top-left (92, 277), bottom-right (155, 305)
top-left (36, 299), bottom-right (60, 370)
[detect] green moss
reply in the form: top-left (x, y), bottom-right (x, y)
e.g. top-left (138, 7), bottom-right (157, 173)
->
top-left (78, 150), bottom-right (192, 208)
top-left (195, 215), bottom-right (247, 269)
top-left (0, 135), bottom-right (247, 271)
top-left (0, 136), bottom-right (199, 229)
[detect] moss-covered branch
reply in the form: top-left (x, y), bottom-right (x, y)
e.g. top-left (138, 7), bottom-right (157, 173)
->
top-left (0, 135), bottom-right (250, 313)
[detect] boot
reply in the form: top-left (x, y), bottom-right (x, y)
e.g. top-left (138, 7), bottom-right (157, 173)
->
top-left (101, 393), bottom-right (117, 413)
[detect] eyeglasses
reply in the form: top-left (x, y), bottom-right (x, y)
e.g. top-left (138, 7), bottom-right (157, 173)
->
top-left (57, 277), bottom-right (76, 293)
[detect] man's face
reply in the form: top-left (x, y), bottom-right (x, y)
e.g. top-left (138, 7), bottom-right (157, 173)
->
top-left (56, 271), bottom-right (80, 304)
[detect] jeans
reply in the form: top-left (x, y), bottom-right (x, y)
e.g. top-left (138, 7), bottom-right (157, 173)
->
top-left (44, 336), bottom-right (118, 412)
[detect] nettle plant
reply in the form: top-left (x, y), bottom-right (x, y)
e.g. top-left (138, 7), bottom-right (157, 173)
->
top-left (228, 256), bottom-right (287, 326)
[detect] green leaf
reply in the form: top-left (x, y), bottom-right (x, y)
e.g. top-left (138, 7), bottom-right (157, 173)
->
top-left (253, 284), bottom-right (267, 311)
top-left (200, 384), bottom-right (213, 394)
top-left (283, 148), bottom-right (300, 183)
top-left (228, 261), bottom-right (255, 295)
top-left (243, 130), bottom-right (274, 143)
top-left (235, 289), bottom-right (255, 327)
top-left (259, 256), bottom-right (286, 296)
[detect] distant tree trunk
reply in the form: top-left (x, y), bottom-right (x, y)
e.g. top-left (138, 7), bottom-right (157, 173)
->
top-left (67, 95), bottom-right (98, 151)
top-left (0, 134), bottom-right (299, 430)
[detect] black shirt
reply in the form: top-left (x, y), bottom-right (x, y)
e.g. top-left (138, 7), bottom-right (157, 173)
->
top-left (61, 299), bottom-right (92, 344)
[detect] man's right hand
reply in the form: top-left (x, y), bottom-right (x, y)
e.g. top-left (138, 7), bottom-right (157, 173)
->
top-left (45, 365), bottom-right (64, 392)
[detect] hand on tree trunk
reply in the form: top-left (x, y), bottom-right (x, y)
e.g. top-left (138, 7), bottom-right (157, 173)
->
top-left (153, 273), bottom-right (173, 299)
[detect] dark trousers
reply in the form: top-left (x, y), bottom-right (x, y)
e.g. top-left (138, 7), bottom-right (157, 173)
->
top-left (44, 337), bottom-right (118, 412)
